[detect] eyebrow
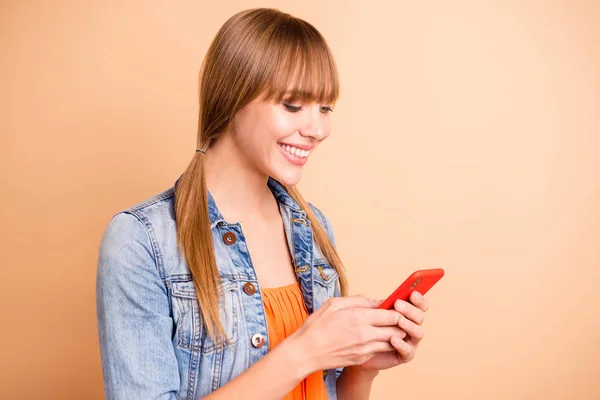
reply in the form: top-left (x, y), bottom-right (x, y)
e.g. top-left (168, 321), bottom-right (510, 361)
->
top-left (279, 88), bottom-right (335, 105)
top-left (283, 90), bottom-right (313, 100)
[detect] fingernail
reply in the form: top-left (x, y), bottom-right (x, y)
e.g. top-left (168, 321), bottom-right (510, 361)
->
top-left (395, 300), bottom-right (405, 310)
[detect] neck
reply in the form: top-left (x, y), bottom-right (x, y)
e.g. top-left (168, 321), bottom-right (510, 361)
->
top-left (203, 135), bottom-right (278, 223)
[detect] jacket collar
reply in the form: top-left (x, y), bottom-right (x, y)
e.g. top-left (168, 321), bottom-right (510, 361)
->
top-left (173, 175), bottom-right (304, 227)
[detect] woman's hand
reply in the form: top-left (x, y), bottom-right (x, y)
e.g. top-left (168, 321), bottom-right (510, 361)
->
top-left (355, 291), bottom-right (430, 372)
top-left (287, 295), bottom-right (408, 375)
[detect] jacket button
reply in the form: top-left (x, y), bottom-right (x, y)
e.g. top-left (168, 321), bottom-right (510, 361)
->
top-left (243, 282), bottom-right (256, 296)
top-left (223, 232), bottom-right (237, 245)
top-left (251, 333), bottom-right (265, 348)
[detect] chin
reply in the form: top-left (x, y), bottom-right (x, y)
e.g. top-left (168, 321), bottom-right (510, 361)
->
top-left (271, 168), bottom-right (302, 187)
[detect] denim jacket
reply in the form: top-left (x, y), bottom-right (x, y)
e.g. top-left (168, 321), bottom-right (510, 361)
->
top-left (96, 177), bottom-right (342, 399)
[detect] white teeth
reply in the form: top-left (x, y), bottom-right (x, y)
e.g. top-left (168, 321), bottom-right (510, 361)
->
top-left (280, 144), bottom-right (311, 158)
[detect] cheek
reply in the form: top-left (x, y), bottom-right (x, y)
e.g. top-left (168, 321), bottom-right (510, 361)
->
top-left (270, 110), bottom-right (300, 137)
top-left (323, 119), bottom-right (332, 138)
top-left (276, 124), bottom-right (297, 140)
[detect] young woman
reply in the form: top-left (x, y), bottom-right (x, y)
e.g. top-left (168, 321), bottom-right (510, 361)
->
top-left (96, 8), bottom-right (430, 400)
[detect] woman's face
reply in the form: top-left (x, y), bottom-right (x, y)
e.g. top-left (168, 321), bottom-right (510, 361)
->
top-left (230, 92), bottom-right (333, 186)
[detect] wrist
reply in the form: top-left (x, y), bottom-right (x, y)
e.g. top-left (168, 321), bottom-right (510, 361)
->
top-left (342, 365), bottom-right (380, 381)
top-left (337, 365), bottom-right (379, 399)
top-left (279, 333), bottom-right (319, 380)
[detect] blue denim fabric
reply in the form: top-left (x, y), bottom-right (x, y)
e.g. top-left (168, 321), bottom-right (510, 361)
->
top-left (96, 177), bottom-right (342, 399)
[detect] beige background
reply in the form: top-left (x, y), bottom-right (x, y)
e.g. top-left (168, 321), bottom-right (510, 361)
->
top-left (1, 1), bottom-right (599, 399)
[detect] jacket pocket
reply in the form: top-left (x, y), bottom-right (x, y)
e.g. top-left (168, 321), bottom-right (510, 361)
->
top-left (313, 260), bottom-right (339, 304)
top-left (171, 279), bottom-right (240, 354)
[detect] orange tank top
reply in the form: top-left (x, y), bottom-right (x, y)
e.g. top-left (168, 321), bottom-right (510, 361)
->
top-left (262, 282), bottom-right (329, 400)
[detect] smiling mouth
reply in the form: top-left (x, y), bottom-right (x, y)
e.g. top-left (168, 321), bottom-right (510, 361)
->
top-left (278, 143), bottom-right (312, 158)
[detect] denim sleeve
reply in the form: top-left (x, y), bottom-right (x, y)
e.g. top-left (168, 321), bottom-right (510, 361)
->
top-left (308, 204), bottom-right (344, 379)
top-left (96, 212), bottom-right (179, 400)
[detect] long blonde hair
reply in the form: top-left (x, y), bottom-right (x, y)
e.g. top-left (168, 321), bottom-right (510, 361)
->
top-left (175, 8), bottom-right (348, 342)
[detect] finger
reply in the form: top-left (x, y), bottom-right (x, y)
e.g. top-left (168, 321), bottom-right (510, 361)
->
top-left (366, 326), bottom-right (408, 342)
top-left (397, 314), bottom-right (425, 343)
top-left (334, 295), bottom-right (379, 310)
top-left (328, 295), bottom-right (380, 311)
top-left (394, 299), bottom-right (425, 325)
top-left (362, 308), bottom-right (402, 327)
top-left (409, 291), bottom-right (429, 312)
top-left (390, 336), bottom-right (415, 362)
top-left (362, 339), bottom-right (395, 355)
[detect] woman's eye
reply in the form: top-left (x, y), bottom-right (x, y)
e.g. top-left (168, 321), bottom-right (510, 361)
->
top-left (283, 103), bottom-right (302, 112)
top-left (283, 103), bottom-right (333, 113)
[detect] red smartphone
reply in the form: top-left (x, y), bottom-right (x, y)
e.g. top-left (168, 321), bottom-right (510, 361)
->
top-left (378, 268), bottom-right (445, 310)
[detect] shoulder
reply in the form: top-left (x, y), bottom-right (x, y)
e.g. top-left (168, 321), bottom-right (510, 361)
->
top-left (307, 202), bottom-right (329, 227)
top-left (122, 186), bottom-right (176, 220)
top-left (98, 186), bottom-right (177, 272)
top-left (307, 202), bottom-right (336, 246)
top-left (103, 186), bottom-right (176, 243)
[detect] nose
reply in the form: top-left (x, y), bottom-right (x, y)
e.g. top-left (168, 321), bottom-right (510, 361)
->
top-left (299, 105), bottom-right (329, 141)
